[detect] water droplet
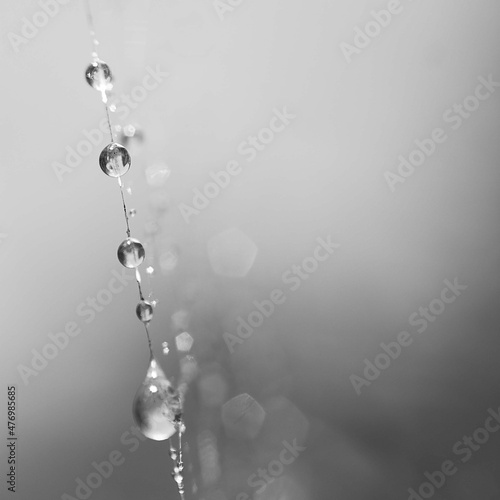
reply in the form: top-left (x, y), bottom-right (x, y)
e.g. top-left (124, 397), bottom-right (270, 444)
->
top-left (146, 266), bottom-right (155, 275)
top-left (99, 143), bottom-right (131, 177)
top-left (136, 300), bottom-right (154, 323)
top-left (135, 268), bottom-right (141, 283)
top-left (132, 356), bottom-right (182, 441)
top-left (129, 208), bottom-right (137, 217)
top-left (85, 60), bottom-right (113, 102)
top-left (117, 238), bottom-right (145, 268)
top-left (162, 342), bottom-right (170, 355)
top-left (172, 471), bottom-right (184, 486)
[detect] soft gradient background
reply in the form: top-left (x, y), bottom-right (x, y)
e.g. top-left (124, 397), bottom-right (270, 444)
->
top-left (1, 1), bottom-right (500, 499)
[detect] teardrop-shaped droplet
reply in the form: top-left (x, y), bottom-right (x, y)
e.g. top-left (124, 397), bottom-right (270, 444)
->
top-left (99, 143), bottom-right (131, 177)
top-left (85, 60), bottom-right (113, 102)
top-left (136, 300), bottom-right (153, 323)
top-left (117, 238), bottom-right (145, 268)
top-left (132, 356), bottom-right (182, 441)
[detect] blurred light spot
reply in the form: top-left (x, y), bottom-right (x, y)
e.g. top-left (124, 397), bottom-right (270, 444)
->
top-left (254, 476), bottom-right (309, 500)
top-left (198, 430), bottom-right (220, 486)
top-left (115, 123), bottom-right (144, 156)
top-left (180, 355), bottom-right (198, 383)
top-left (149, 191), bottom-right (170, 212)
top-left (159, 246), bottom-right (179, 273)
top-left (146, 266), bottom-right (155, 275)
top-left (144, 220), bottom-right (160, 235)
top-left (145, 162), bottom-right (171, 187)
top-left (171, 309), bottom-right (189, 332)
top-left (149, 385), bottom-right (158, 393)
top-left (259, 397), bottom-right (309, 449)
top-left (206, 490), bottom-right (227, 500)
top-left (176, 331), bottom-right (194, 352)
top-left (199, 371), bottom-right (227, 408)
top-left (207, 228), bottom-right (258, 278)
top-left (222, 393), bottom-right (265, 439)
top-left (162, 342), bottom-right (169, 355)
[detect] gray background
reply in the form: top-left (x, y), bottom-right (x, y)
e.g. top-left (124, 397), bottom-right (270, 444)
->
top-left (1, 0), bottom-right (500, 499)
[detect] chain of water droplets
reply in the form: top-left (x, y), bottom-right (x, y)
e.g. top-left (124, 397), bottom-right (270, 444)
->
top-left (83, 2), bottom-right (186, 498)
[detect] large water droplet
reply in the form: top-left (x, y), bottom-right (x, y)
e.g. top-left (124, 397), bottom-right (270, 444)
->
top-left (133, 356), bottom-right (182, 441)
top-left (136, 300), bottom-right (154, 323)
top-left (85, 60), bottom-right (113, 102)
top-left (117, 238), bottom-right (145, 268)
top-left (99, 143), bottom-right (131, 177)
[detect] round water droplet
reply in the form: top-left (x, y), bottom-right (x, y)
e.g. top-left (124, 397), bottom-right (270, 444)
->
top-left (117, 238), bottom-right (145, 268)
top-left (99, 143), bottom-right (131, 177)
top-left (85, 60), bottom-right (113, 94)
top-left (136, 300), bottom-right (154, 323)
top-left (133, 356), bottom-right (182, 441)
top-left (129, 208), bottom-right (137, 217)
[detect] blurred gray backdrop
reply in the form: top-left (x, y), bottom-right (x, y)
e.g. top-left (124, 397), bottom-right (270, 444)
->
top-left (1, 0), bottom-right (500, 499)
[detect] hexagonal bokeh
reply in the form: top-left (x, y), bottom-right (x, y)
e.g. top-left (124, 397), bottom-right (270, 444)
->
top-left (145, 161), bottom-right (171, 187)
top-left (159, 248), bottom-right (179, 273)
top-left (207, 228), bottom-right (258, 278)
top-left (171, 309), bottom-right (190, 332)
top-left (198, 371), bottom-right (228, 408)
top-left (175, 331), bottom-right (194, 352)
top-left (221, 393), bottom-right (266, 440)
